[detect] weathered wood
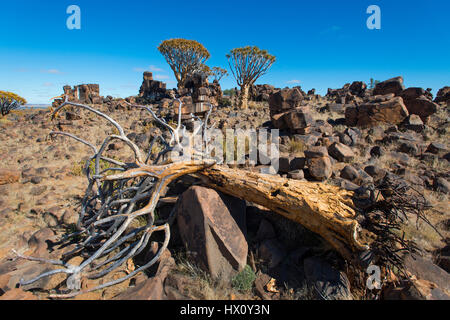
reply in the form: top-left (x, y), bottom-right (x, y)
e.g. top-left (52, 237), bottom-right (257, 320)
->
top-left (197, 165), bottom-right (370, 262)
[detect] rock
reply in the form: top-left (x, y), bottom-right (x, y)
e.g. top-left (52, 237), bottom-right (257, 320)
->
top-left (434, 177), bottom-right (450, 194)
top-left (434, 86), bottom-right (450, 104)
top-left (400, 87), bottom-right (432, 101)
top-left (348, 97), bottom-right (409, 127)
top-left (364, 165), bottom-right (387, 182)
top-left (305, 147), bottom-right (332, 181)
top-left (287, 169), bottom-right (304, 180)
top-left (426, 142), bottom-right (448, 156)
top-left (303, 257), bottom-right (352, 300)
top-left (404, 254), bottom-right (450, 294)
top-left (278, 156), bottom-right (292, 174)
top-left (304, 146), bottom-right (328, 158)
top-left (333, 178), bottom-right (360, 191)
top-left (292, 135), bottom-right (318, 149)
top-left (114, 249), bottom-right (174, 300)
top-left (370, 146), bottom-right (384, 158)
top-left (402, 95), bottom-right (438, 123)
top-left (289, 157), bottom-right (306, 170)
top-left (307, 157), bottom-right (332, 181)
top-left (398, 141), bottom-right (419, 156)
top-left (138, 72), bottom-right (168, 101)
top-left (43, 212), bottom-right (58, 227)
top-left (373, 76), bottom-right (405, 96)
top-left (349, 81), bottom-right (367, 96)
top-left (403, 114), bottom-right (424, 132)
top-left (284, 109), bottom-right (314, 131)
top-left (382, 279), bottom-right (450, 300)
top-left (65, 111), bottom-right (81, 121)
top-left (62, 209), bottom-right (78, 225)
top-left (30, 176), bottom-right (43, 184)
top-left (340, 165), bottom-right (359, 183)
top-left (268, 88), bottom-right (304, 115)
top-left (27, 227), bottom-right (55, 256)
top-left (0, 169), bottom-right (20, 185)
top-left (328, 142), bottom-right (355, 163)
top-left (258, 239), bottom-right (287, 269)
top-left (254, 271), bottom-right (280, 300)
top-left (344, 127), bottom-right (360, 146)
top-left (176, 186), bottom-right (248, 280)
top-left (30, 185), bottom-right (47, 196)
top-left (256, 219), bottom-right (276, 241)
top-left (0, 288), bottom-right (37, 300)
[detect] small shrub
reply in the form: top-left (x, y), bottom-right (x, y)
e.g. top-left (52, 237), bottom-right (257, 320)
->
top-left (231, 265), bottom-right (256, 292)
top-left (287, 138), bottom-right (305, 154)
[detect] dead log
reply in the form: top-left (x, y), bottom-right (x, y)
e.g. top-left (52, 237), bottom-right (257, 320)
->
top-left (197, 165), bottom-right (370, 262)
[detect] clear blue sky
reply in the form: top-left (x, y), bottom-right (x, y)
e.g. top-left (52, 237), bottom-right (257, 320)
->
top-left (1, 0), bottom-right (449, 103)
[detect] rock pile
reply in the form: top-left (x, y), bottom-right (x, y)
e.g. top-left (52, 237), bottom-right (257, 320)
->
top-left (249, 84), bottom-right (279, 102)
top-left (52, 84), bottom-right (103, 107)
top-left (138, 72), bottom-right (169, 101)
top-left (176, 73), bottom-right (222, 116)
top-left (269, 87), bottom-right (313, 133)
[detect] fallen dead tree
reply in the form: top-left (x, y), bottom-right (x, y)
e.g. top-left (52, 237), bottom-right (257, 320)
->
top-left (13, 97), bottom-right (428, 298)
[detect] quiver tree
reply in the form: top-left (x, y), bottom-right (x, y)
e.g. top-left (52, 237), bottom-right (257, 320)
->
top-left (0, 90), bottom-right (27, 116)
top-left (210, 67), bottom-right (228, 83)
top-left (226, 46), bottom-right (275, 109)
top-left (157, 38), bottom-right (211, 88)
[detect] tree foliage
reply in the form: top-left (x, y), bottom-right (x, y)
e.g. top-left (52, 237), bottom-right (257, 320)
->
top-left (157, 38), bottom-right (210, 87)
top-left (0, 91), bottom-right (27, 116)
top-left (210, 66), bottom-right (228, 82)
top-left (226, 46), bottom-right (275, 87)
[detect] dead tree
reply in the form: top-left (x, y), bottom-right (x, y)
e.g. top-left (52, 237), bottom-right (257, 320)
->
top-left (13, 97), bottom-right (430, 298)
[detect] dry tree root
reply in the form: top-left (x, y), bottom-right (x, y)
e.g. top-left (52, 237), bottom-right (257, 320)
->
top-left (14, 97), bottom-right (215, 298)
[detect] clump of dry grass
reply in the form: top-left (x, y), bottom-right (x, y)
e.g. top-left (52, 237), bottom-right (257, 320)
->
top-left (172, 250), bottom-right (255, 300)
top-left (287, 138), bottom-right (306, 155)
top-left (248, 101), bottom-right (269, 110)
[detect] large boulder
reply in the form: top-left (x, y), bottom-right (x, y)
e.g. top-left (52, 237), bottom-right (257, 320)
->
top-left (305, 146), bottom-right (332, 181)
top-left (435, 86), bottom-right (450, 104)
top-left (346, 96), bottom-right (409, 127)
top-left (304, 256), bottom-right (353, 300)
top-left (400, 88), bottom-right (438, 122)
top-left (373, 76), bottom-right (405, 96)
top-left (176, 186), bottom-right (248, 280)
top-left (269, 88), bottom-right (304, 116)
top-left (328, 142), bottom-right (355, 163)
top-left (349, 81), bottom-right (367, 97)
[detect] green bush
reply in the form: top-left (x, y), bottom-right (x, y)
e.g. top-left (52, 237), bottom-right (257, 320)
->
top-left (231, 265), bottom-right (256, 292)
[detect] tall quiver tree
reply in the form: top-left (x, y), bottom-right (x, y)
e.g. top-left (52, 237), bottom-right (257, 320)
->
top-left (157, 39), bottom-right (210, 89)
top-left (226, 46), bottom-right (275, 109)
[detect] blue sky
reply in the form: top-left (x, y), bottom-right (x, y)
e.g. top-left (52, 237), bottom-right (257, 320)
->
top-left (1, 0), bottom-right (449, 103)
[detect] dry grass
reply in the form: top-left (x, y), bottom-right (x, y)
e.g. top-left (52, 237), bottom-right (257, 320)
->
top-left (247, 101), bottom-right (269, 110)
top-left (172, 251), bottom-right (255, 300)
top-left (287, 138), bottom-right (306, 155)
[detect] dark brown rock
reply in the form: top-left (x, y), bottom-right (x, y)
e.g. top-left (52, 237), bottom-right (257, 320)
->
top-left (328, 142), bottom-right (355, 163)
top-left (176, 186), bottom-right (248, 280)
top-left (373, 76), bottom-right (405, 96)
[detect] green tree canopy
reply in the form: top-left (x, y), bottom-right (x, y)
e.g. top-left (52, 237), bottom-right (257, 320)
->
top-left (157, 38), bottom-right (211, 87)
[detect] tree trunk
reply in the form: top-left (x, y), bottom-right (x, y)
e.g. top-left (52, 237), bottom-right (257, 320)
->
top-left (238, 84), bottom-right (250, 109)
top-left (197, 165), bottom-right (371, 262)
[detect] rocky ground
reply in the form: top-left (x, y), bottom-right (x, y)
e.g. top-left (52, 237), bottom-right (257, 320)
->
top-left (0, 77), bottom-right (449, 300)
